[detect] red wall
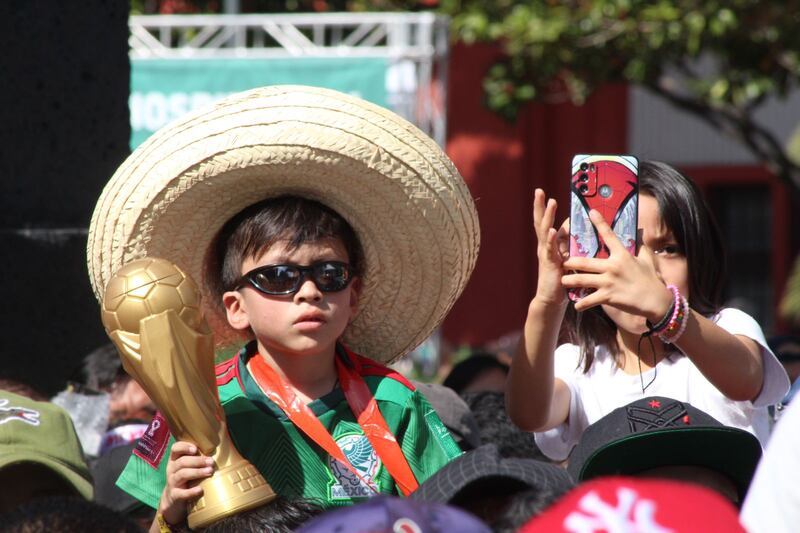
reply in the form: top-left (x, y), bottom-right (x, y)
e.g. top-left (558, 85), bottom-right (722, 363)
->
top-left (440, 42), bottom-right (628, 348)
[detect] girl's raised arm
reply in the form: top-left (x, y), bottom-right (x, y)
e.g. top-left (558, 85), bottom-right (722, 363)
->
top-left (506, 190), bottom-right (572, 431)
top-left (671, 313), bottom-right (764, 401)
top-left (562, 208), bottom-right (765, 402)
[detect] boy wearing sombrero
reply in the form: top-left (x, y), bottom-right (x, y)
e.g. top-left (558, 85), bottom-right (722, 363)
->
top-left (87, 86), bottom-right (479, 529)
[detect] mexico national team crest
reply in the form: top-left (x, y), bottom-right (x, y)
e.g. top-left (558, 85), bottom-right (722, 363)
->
top-left (329, 433), bottom-right (382, 499)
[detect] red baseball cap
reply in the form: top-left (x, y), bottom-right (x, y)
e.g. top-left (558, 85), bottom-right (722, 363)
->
top-left (519, 477), bottom-right (745, 533)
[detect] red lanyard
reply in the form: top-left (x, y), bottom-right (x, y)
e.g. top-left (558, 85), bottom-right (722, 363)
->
top-left (247, 351), bottom-right (419, 496)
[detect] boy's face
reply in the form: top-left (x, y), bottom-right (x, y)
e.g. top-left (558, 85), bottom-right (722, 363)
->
top-left (223, 238), bottom-right (360, 359)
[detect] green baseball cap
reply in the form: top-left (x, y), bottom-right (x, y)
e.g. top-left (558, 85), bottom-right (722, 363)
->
top-left (0, 390), bottom-right (93, 500)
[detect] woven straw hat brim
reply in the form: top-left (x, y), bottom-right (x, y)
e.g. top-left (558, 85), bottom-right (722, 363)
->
top-left (87, 85), bottom-right (479, 363)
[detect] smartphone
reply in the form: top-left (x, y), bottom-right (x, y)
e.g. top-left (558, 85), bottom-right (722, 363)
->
top-left (568, 154), bottom-right (639, 302)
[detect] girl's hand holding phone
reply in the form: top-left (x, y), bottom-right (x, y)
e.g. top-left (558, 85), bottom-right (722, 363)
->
top-left (561, 208), bottom-right (672, 321)
top-left (532, 188), bottom-right (570, 307)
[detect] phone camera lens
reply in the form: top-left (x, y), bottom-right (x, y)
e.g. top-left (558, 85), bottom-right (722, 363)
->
top-left (579, 173), bottom-right (589, 183)
top-left (580, 162), bottom-right (589, 171)
top-left (579, 184), bottom-right (589, 194)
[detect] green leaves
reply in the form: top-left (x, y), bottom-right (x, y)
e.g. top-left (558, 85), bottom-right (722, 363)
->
top-left (442, 0), bottom-right (800, 121)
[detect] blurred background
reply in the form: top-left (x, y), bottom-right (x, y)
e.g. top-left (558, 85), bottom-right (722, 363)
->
top-left (2, 0), bottom-right (800, 395)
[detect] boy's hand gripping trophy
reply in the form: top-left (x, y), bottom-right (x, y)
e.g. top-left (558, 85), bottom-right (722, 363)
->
top-left (100, 258), bottom-right (276, 529)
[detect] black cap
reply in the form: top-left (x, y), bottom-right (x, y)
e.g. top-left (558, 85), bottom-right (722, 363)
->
top-left (90, 442), bottom-right (146, 514)
top-left (567, 397), bottom-right (761, 501)
top-left (411, 443), bottom-right (574, 504)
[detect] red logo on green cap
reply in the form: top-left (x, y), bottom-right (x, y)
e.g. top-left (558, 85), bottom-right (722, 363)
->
top-left (0, 399), bottom-right (40, 426)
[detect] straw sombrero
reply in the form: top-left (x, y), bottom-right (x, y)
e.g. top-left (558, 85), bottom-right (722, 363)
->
top-left (87, 85), bottom-right (479, 363)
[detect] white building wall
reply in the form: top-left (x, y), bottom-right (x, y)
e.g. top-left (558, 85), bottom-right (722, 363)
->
top-left (628, 86), bottom-right (800, 165)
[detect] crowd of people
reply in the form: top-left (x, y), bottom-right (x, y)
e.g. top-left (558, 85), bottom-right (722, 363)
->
top-left (2, 341), bottom-right (798, 532)
top-left (2, 86), bottom-right (798, 532)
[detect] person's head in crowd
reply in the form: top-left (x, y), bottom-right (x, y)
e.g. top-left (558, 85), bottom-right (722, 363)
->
top-left (769, 334), bottom-right (800, 383)
top-left (412, 380), bottom-right (482, 451)
top-left (212, 195), bottom-right (365, 342)
top-left (488, 488), bottom-right (565, 533)
top-left (411, 444), bottom-right (573, 530)
top-left (484, 330), bottom-right (521, 366)
top-left (567, 397), bottom-right (761, 506)
top-left (767, 335), bottom-right (800, 420)
top-left (0, 379), bottom-right (48, 401)
top-left (200, 496), bottom-right (324, 532)
top-left (461, 390), bottom-right (549, 461)
top-left (83, 343), bottom-right (155, 426)
top-left (296, 495), bottom-right (492, 533)
top-left (0, 496), bottom-right (143, 533)
top-left (0, 390), bottom-right (93, 512)
top-left (443, 352), bottom-right (509, 395)
top-left (518, 476), bottom-right (745, 533)
top-left (90, 442), bottom-right (153, 529)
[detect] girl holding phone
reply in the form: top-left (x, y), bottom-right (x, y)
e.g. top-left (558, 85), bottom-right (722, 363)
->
top-left (506, 160), bottom-right (789, 461)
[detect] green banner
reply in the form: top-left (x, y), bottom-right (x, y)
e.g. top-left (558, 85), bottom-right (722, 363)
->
top-left (130, 57), bottom-right (388, 149)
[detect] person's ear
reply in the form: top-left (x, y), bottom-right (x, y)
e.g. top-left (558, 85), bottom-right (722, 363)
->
top-left (348, 277), bottom-right (362, 319)
top-left (223, 290), bottom-right (251, 331)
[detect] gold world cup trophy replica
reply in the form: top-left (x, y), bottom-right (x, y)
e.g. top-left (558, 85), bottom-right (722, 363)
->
top-left (100, 258), bottom-right (276, 529)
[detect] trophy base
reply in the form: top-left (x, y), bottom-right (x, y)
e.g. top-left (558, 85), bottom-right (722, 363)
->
top-left (187, 461), bottom-right (277, 529)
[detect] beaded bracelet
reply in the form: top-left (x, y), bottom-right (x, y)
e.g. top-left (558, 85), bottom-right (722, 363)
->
top-left (660, 295), bottom-right (689, 344)
top-left (646, 285), bottom-right (680, 336)
top-left (659, 288), bottom-right (683, 338)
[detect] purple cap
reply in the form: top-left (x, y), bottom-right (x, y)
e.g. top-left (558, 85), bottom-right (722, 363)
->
top-left (295, 495), bottom-right (492, 533)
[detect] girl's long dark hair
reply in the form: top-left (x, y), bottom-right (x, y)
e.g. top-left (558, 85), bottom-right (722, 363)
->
top-left (564, 160), bottom-right (727, 372)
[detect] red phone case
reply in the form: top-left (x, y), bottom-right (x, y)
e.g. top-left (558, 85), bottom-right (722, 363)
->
top-left (569, 155), bottom-right (639, 302)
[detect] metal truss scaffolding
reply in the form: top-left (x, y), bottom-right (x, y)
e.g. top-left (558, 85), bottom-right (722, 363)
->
top-left (129, 13), bottom-right (450, 145)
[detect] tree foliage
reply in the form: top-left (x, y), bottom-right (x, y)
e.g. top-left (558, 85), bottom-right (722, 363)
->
top-left (440, 0), bottom-right (800, 190)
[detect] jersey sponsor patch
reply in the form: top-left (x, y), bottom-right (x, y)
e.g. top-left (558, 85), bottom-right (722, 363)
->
top-left (328, 433), bottom-right (382, 500)
top-left (133, 412), bottom-right (171, 470)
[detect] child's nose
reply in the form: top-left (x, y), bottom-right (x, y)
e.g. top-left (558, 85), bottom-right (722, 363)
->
top-left (294, 277), bottom-right (323, 302)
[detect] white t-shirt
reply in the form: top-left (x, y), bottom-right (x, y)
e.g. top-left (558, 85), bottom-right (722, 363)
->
top-left (534, 308), bottom-right (790, 461)
top-left (740, 395), bottom-right (800, 533)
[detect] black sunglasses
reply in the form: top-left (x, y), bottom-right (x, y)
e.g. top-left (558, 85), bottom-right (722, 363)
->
top-left (237, 261), bottom-right (353, 295)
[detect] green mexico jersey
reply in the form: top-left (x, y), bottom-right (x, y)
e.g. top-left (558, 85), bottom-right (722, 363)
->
top-left (116, 344), bottom-right (462, 509)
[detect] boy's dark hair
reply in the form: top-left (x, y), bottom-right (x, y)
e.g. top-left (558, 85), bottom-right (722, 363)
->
top-left (443, 352), bottom-right (509, 395)
top-left (0, 380), bottom-right (47, 402)
top-left (451, 480), bottom-right (560, 531)
top-left (200, 496), bottom-right (324, 533)
top-left (209, 196), bottom-right (364, 300)
top-left (1, 496), bottom-right (143, 533)
top-left (565, 160), bottom-right (727, 372)
top-left (488, 487), bottom-right (561, 533)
